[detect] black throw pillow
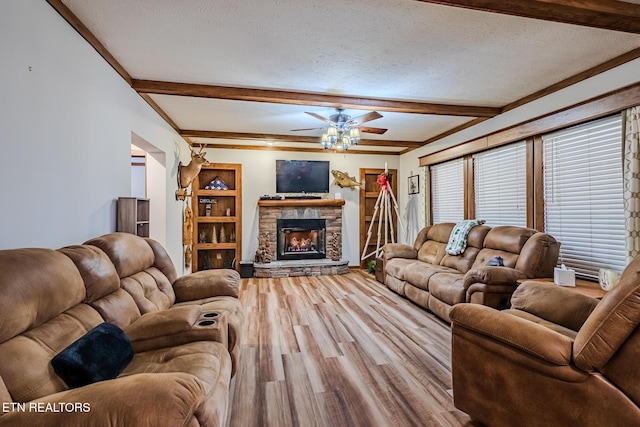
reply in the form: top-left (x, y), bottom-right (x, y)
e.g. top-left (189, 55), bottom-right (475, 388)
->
top-left (51, 323), bottom-right (133, 389)
top-left (486, 256), bottom-right (504, 267)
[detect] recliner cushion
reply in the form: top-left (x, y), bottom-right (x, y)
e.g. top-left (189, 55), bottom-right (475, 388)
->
top-left (51, 323), bottom-right (133, 389)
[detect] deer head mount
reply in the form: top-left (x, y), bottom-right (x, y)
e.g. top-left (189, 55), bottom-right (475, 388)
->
top-left (176, 144), bottom-right (209, 200)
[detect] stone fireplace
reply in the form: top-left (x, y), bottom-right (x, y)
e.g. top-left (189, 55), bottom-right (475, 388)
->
top-left (256, 199), bottom-right (348, 277)
top-left (277, 218), bottom-right (326, 260)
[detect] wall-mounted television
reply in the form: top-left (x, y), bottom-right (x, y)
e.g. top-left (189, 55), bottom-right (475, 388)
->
top-left (276, 160), bottom-right (330, 194)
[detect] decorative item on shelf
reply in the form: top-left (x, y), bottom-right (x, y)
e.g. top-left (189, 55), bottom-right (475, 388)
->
top-left (203, 252), bottom-right (212, 270)
top-left (205, 203), bottom-right (212, 216)
top-left (205, 176), bottom-right (229, 190)
top-left (229, 230), bottom-right (236, 243)
top-left (329, 232), bottom-right (341, 261)
top-left (176, 144), bottom-right (209, 201)
top-left (219, 226), bottom-right (227, 243)
top-left (226, 207), bottom-right (231, 216)
top-left (223, 252), bottom-right (233, 269)
top-left (199, 229), bottom-right (207, 244)
top-left (211, 225), bottom-right (218, 244)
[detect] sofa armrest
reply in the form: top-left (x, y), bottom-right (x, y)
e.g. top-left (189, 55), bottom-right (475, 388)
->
top-left (463, 266), bottom-right (527, 289)
top-left (511, 281), bottom-right (599, 332)
top-left (0, 373), bottom-right (208, 427)
top-left (382, 243), bottom-right (417, 261)
top-left (450, 304), bottom-right (574, 366)
top-left (124, 306), bottom-right (201, 342)
top-left (173, 269), bottom-right (240, 302)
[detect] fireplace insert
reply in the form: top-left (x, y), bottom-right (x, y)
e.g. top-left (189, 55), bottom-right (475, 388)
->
top-left (277, 219), bottom-right (326, 260)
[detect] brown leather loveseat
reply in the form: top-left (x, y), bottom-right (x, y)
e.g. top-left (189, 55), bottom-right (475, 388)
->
top-left (0, 233), bottom-right (242, 427)
top-left (449, 254), bottom-right (640, 426)
top-left (382, 222), bottom-right (559, 322)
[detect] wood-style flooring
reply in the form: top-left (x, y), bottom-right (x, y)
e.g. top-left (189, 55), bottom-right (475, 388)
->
top-left (227, 271), bottom-right (476, 427)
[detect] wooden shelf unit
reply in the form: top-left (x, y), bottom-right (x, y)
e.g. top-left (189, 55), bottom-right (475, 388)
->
top-left (117, 197), bottom-right (150, 237)
top-left (192, 163), bottom-right (242, 272)
top-left (359, 168), bottom-right (398, 269)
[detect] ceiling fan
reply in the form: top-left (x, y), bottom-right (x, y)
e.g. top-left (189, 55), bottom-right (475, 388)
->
top-left (291, 108), bottom-right (387, 135)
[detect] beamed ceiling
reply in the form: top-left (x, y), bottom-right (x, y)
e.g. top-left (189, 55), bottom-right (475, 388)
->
top-left (48, 0), bottom-right (640, 155)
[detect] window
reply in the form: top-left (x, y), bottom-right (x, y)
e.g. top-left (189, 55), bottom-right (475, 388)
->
top-left (474, 142), bottom-right (527, 227)
top-left (543, 114), bottom-right (626, 277)
top-left (431, 158), bottom-right (464, 223)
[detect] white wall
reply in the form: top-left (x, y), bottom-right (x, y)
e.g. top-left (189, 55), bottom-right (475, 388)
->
top-left (205, 148), bottom-right (398, 266)
top-left (0, 1), bottom-right (189, 269)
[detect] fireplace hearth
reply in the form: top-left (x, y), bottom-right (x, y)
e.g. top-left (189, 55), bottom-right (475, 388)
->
top-left (277, 219), bottom-right (326, 260)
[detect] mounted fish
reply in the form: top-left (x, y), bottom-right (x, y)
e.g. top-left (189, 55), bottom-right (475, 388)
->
top-left (331, 170), bottom-right (363, 190)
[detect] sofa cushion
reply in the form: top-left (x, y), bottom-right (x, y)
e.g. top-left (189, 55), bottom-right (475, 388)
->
top-left (482, 226), bottom-right (536, 254)
top-left (122, 341), bottom-right (231, 399)
top-left (417, 240), bottom-right (448, 265)
top-left (52, 323), bottom-right (133, 389)
top-left (0, 248), bottom-right (86, 343)
top-left (121, 269), bottom-right (175, 314)
top-left (0, 304), bottom-right (103, 402)
top-left (404, 263), bottom-right (458, 291)
top-left (428, 273), bottom-right (466, 305)
top-left (86, 232), bottom-right (156, 279)
top-left (385, 258), bottom-right (420, 281)
top-left (59, 245), bottom-right (121, 303)
top-left (473, 248), bottom-right (519, 269)
top-left (440, 247), bottom-right (482, 274)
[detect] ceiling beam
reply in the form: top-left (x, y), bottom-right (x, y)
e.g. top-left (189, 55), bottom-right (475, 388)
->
top-left (179, 130), bottom-right (425, 148)
top-left (414, 0), bottom-right (640, 34)
top-left (200, 143), bottom-right (398, 156)
top-left (133, 80), bottom-right (500, 118)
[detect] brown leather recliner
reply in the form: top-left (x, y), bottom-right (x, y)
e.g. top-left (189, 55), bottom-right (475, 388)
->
top-left (449, 255), bottom-right (640, 426)
top-left (80, 232), bottom-right (243, 371)
top-left (0, 247), bottom-right (232, 427)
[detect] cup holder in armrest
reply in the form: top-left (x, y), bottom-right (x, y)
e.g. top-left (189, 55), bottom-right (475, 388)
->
top-left (202, 312), bottom-right (220, 318)
top-left (198, 320), bottom-right (217, 326)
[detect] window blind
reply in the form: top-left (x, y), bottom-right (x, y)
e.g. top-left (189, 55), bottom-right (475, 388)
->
top-left (431, 158), bottom-right (464, 223)
top-left (543, 114), bottom-right (626, 277)
top-left (474, 141), bottom-right (527, 227)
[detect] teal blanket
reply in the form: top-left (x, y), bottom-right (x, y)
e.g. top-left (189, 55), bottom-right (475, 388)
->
top-left (446, 220), bottom-right (485, 255)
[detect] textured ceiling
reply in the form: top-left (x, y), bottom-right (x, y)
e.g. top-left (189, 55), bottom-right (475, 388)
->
top-left (59, 0), bottom-right (640, 154)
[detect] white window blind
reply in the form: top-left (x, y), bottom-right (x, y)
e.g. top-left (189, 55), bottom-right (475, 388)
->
top-left (543, 114), bottom-right (626, 277)
top-left (431, 158), bottom-right (464, 223)
top-left (474, 142), bottom-right (527, 227)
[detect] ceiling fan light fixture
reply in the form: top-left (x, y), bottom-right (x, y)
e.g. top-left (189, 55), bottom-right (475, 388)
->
top-left (321, 133), bottom-right (332, 149)
top-left (349, 128), bottom-right (360, 144)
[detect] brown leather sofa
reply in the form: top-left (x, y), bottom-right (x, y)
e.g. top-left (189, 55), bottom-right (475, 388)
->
top-left (79, 232), bottom-right (243, 372)
top-left (382, 223), bottom-right (559, 322)
top-left (449, 255), bottom-right (640, 426)
top-left (0, 233), bottom-right (242, 426)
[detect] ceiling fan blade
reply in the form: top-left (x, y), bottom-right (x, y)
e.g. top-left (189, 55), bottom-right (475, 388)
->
top-left (305, 112), bottom-right (333, 124)
top-left (357, 126), bottom-right (387, 135)
top-left (352, 111), bottom-right (383, 124)
top-left (290, 127), bottom-right (325, 131)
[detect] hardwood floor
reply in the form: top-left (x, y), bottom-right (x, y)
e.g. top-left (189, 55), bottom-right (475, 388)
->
top-left (227, 271), bottom-right (476, 427)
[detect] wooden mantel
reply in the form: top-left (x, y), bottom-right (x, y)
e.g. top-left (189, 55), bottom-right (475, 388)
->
top-left (257, 199), bottom-right (345, 208)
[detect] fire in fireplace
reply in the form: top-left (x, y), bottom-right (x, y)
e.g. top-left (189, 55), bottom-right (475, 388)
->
top-left (277, 219), bottom-right (326, 260)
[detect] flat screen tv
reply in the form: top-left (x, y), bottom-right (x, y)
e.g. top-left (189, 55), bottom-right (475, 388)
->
top-left (276, 160), bottom-right (330, 194)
